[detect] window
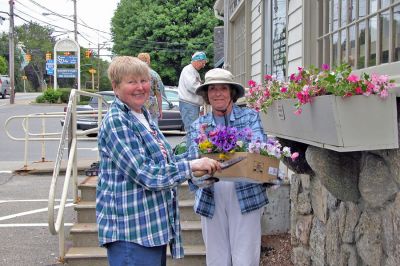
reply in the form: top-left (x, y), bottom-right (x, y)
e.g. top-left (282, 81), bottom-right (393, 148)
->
top-left (317, 0), bottom-right (400, 69)
top-left (264, 0), bottom-right (287, 80)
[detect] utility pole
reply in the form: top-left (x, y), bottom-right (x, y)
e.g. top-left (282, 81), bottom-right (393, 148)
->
top-left (97, 42), bottom-right (107, 91)
top-left (73, 0), bottom-right (78, 42)
top-left (9, 0), bottom-right (15, 104)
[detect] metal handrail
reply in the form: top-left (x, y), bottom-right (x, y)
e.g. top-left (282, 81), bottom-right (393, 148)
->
top-left (47, 89), bottom-right (106, 261)
top-left (4, 101), bottom-right (101, 168)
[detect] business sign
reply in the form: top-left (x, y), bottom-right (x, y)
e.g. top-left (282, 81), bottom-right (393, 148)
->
top-left (47, 69), bottom-right (54, 75)
top-left (57, 55), bottom-right (77, 64)
top-left (57, 69), bottom-right (78, 78)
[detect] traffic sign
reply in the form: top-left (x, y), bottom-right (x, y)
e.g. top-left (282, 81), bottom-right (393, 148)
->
top-left (57, 69), bottom-right (78, 78)
top-left (46, 59), bottom-right (54, 70)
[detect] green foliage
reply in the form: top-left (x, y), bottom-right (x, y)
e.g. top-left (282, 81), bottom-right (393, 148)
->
top-left (112, 0), bottom-right (221, 85)
top-left (15, 23), bottom-right (55, 91)
top-left (58, 88), bottom-right (72, 103)
top-left (0, 56), bottom-right (7, 74)
top-left (174, 141), bottom-right (187, 155)
top-left (37, 88), bottom-right (62, 103)
top-left (35, 95), bottom-right (46, 103)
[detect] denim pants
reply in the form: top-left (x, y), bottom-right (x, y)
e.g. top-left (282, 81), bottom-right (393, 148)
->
top-left (106, 241), bottom-right (167, 266)
top-left (179, 101), bottom-right (200, 132)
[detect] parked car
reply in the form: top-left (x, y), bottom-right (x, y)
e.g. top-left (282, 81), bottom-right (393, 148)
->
top-left (164, 85), bottom-right (179, 106)
top-left (0, 75), bottom-right (10, 99)
top-left (61, 91), bottom-right (184, 132)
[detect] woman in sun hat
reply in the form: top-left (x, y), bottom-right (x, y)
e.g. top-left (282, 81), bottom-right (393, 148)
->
top-left (187, 68), bottom-right (269, 266)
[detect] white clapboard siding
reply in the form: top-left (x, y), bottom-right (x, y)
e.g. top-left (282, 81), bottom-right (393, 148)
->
top-left (287, 0), bottom-right (303, 76)
top-left (250, 0), bottom-right (263, 82)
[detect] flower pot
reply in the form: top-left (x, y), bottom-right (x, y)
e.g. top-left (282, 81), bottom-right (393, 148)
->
top-left (202, 152), bottom-right (280, 183)
top-left (260, 94), bottom-right (398, 152)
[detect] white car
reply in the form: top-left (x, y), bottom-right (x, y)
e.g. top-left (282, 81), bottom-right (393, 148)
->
top-left (164, 85), bottom-right (179, 107)
top-left (0, 75), bottom-right (10, 99)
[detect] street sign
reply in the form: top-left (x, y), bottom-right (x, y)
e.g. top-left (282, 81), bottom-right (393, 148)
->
top-left (89, 68), bottom-right (96, 74)
top-left (57, 55), bottom-right (78, 64)
top-left (47, 69), bottom-right (54, 75)
top-left (46, 59), bottom-right (54, 70)
top-left (57, 69), bottom-right (78, 78)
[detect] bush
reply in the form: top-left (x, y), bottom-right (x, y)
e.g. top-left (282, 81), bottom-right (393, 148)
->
top-left (58, 88), bottom-right (72, 103)
top-left (42, 88), bottom-right (62, 103)
top-left (35, 95), bottom-right (45, 103)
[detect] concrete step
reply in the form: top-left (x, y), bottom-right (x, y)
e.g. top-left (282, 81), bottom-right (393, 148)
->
top-left (70, 223), bottom-right (98, 247)
top-left (64, 247), bottom-right (107, 266)
top-left (70, 220), bottom-right (203, 248)
top-left (75, 199), bottom-right (200, 224)
top-left (78, 176), bottom-right (97, 202)
top-left (78, 176), bottom-right (195, 202)
top-left (75, 201), bottom-right (96, 223)
top-left (64, 245), bottom-right (205, 266)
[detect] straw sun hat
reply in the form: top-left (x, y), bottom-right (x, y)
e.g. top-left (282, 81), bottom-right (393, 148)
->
top-left (195, 68), bottom-right (245, 103)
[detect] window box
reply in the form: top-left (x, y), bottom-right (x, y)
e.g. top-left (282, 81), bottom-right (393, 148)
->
top-left (260, 94), bottom-right (398, 152)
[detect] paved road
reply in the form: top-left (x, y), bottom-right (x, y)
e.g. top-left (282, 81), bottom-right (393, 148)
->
top-left (0, 93), bottom-right (189, 265)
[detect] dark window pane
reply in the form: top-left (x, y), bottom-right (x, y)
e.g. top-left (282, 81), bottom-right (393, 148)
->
top-left (395, 5), bottom-right (400, 61)
top-left (380, 11), bottom-right (390, 63)
top-left (358, 21), bottom-right (366, 68)
top-left (368, 15), bottom-right (377, 66)
top-left (349, 25), bottom-right (356, 67)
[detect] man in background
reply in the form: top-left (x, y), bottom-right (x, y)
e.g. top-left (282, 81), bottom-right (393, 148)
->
top-left (138, 52), bottom-right (165, 125)
top-left (178, 51), bottom-right (207, 131)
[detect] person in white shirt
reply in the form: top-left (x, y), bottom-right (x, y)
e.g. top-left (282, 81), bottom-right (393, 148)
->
top-left (178, 51), bottom-right (207, 131)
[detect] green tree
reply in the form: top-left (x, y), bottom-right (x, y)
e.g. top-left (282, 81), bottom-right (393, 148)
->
top-left (0, 56), bottom-right (7, 74)
top-left (111, 0), bottom-right (221, 85)
top-left (0, 32), bottom-right (24, 91)
top-left (15, 22), bottom-right (55, 91)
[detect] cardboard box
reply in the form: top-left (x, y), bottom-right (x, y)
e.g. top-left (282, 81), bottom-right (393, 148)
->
top-left (202, 152), bottom-right (280, 183)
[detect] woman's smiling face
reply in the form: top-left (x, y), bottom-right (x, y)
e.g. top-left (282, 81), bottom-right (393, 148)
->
top-left (114, 74), bottom-right (151, 112)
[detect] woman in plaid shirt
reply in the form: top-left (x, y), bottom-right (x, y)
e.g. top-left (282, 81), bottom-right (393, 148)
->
top-left (187, 68), bottom-right (268, 266)
top-left (96, 56), bottom-right (220, 266)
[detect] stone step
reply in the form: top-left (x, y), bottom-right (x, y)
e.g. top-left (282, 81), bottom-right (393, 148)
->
top-left (70, 223), bottom-right (98, 247)
top-left (75, 201), bottom-right (96, 223)
top-left (78, 176), bottom-right (195, 202)
top-left (78, 176), bottom-right (97, 202)
top-left (65, 245), bottom-right (205, 266)
top-left (70, 220), bottom-right (203, 248)
top-left (75, 199), bottom-right (200, 224)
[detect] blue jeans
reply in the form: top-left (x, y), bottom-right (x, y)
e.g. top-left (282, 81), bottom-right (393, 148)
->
top-left (106, 241), bottom-right (167, 266)
top-left (179, 101), bottom-right (200, 132)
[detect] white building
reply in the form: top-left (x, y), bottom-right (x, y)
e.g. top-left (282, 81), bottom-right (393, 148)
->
top-left (214, 0), bottom-right (400, 85)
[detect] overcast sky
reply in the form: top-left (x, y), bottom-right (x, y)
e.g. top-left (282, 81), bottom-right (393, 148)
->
top-left (0, 0), bottom-right (120, 59)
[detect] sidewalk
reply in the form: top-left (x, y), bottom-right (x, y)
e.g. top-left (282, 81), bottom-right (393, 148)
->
top-left (0, 159), bottom-right (96, 175)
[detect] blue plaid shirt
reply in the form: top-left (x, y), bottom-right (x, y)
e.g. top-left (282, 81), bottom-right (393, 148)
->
top-left (96, 97), bottom-right (191, 258)
top-left (187, 104), bottom-right (269, 218)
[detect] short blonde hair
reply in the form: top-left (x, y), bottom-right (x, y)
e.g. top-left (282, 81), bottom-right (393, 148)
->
top-left (137, 53), bottom-right (150, 65)
top-left (107, 56), bottom-right (150, 85)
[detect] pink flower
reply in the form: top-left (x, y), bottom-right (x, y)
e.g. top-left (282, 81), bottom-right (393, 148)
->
top-left (321, 64), bottom-right (330, 71)
top-left (347, 74), bottom-right (360, 83)
top-left (280, 87), bottom-right (288, 93)
top-left (379, 89), bottom-right (389, 99)
top-left (355, 87), bottom-right (363, 95)
top-left (248, 80), bottom-right (256, 87)
top-left (294, 109), bottom-right (302, 115)
top-left (264, 74), bottom-right (273, 81)
top-left (291, 152), bottom-right (299, 161)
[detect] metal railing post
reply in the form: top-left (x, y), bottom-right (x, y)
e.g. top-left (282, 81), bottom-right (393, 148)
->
top-left (41, 117), bottom-right (46, 162)
top-left (24, 117), bottom-right (29, 168)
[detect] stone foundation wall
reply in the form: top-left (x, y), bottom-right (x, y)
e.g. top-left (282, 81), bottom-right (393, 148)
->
top-left (290, 146), bottom-right (400, 266)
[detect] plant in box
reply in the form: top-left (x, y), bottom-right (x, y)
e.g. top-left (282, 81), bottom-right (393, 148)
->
top-left (247, 63), bottom-right (396, 115)
top-left (195, 124), bottom-right (298, 183)
top-left (245, 64), bottom-right (398, 152)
